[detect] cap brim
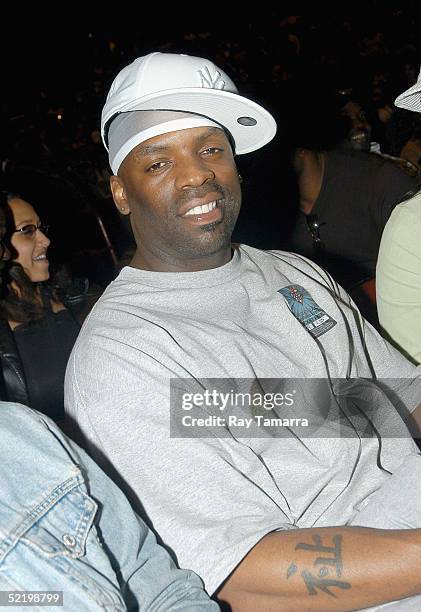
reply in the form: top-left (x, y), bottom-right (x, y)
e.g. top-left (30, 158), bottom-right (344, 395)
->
top-left (102, 88), bottom-right (277, 154)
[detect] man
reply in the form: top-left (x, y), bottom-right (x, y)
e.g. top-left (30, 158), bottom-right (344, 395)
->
top-left (377, 67), bottom-right (421, 364)
top-left (65, 52), bottom-right (421, 611)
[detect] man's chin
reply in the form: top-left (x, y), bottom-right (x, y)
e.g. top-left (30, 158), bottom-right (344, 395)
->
top-left (189, 234), bottom-right (232, 259)
top-left (201, 220), bottom-right (221, 233)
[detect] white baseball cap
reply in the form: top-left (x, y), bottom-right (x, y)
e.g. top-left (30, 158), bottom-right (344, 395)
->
top-left (395, 66), bottom-right (421, 113)
top-left (101, 52), bottom-right (277, 156)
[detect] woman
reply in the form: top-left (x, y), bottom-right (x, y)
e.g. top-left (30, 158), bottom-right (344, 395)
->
top-left (0, 191), bottom-right (88, 421)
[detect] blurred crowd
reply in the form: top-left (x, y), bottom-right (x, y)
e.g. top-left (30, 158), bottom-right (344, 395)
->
top-left (1, 10), bottom-right (420, 287)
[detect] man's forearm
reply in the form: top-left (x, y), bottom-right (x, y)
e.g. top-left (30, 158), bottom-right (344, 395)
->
top-left (217, 526), bottom-right (421, 611)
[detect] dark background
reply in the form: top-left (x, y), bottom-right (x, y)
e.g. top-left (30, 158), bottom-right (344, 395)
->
top-left (1, 8), bottom-right (420, 283)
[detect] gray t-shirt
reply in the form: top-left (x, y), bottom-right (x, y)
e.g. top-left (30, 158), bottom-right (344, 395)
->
top-left (65, 245), bottom-right (420, 596)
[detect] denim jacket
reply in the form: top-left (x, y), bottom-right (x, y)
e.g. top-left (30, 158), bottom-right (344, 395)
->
top-left (0, 402), bottom-right (218, 611)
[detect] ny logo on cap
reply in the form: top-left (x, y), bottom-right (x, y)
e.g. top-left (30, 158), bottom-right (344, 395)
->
top-left (198, 66), bottom-right (226, 90)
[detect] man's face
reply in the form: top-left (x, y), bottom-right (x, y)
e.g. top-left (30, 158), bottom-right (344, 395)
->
top-left (111, 127), bottom-right (241, 272)
top-left (342, 101), bottom-right (371, 151)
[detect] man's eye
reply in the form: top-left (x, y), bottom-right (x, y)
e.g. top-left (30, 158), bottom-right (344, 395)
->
top-left (202, 147), bottom-right (223, 156)
top-left (147, 161), bottom-right (168, 172)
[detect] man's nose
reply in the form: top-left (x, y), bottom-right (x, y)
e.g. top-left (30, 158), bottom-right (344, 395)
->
top-left (175, 158), bottom-right (215, 190)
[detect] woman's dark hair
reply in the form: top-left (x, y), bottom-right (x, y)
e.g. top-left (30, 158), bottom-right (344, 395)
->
top-left (0, 191), bottom-right (59, 324)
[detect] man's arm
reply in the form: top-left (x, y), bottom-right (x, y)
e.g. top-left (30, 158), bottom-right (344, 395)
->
top-left (217, 526), bottom-right (421, 611)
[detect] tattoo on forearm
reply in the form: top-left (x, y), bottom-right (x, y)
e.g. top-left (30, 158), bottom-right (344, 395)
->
top-left (286, 534), bottom-right (351, 598)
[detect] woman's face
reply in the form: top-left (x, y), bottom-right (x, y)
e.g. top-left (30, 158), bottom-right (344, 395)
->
top-left (8, 198), bottom-right (51, 282)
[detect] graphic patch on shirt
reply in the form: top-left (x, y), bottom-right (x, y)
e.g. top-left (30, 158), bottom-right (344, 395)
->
top-left (278, 285), bottom-right (337, 338)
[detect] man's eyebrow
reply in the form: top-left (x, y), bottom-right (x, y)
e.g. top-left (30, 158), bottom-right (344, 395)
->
top-left (136, 143), bottom-right (169, 157)
top-left (194, 127), bottom-right (224, 142)
top-left (135, 128), bottom-right (224, 157)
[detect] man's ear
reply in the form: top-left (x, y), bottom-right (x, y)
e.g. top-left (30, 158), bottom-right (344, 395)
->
top-left (110, 175), bottom-right (131, 215)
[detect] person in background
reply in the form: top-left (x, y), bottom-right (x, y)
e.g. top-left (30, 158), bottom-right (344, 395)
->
top-left (0, 192), bottom-right (87, 421)
top-left (283, 97), bottom-right (417, 293)
top-left (377, 67), bottom-right (421, 364)
top-left (340, 95), bottom-right (372, 152)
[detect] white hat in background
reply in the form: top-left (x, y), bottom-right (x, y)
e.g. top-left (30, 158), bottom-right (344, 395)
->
top-left (395, 66), bottom-right (421, 113)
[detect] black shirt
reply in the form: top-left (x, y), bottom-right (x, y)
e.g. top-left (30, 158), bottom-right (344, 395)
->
top-left (286, 150), bottom-right (416, 289)
top-left (13, 309), bottom-right (80, 420)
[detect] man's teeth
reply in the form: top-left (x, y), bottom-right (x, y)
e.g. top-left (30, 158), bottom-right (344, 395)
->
top-left (33, 255), bottom-right (47, 261)
top-left (185, 201), bottom-right (217, 216)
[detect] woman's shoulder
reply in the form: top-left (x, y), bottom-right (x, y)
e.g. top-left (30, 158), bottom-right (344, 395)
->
top-left (60, 278), bottom-right (103, 325)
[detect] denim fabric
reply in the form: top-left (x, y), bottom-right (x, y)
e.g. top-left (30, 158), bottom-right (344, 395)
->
top-left (0, 402), bottom-right (218, 611)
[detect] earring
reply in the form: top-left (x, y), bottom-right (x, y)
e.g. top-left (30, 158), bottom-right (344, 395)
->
top-left (238, 174), bottom-right (243, 184)
top-left (120, 207), bottom-right (126, 212)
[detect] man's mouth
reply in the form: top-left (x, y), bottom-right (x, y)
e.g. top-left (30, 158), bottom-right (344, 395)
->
top-left (180, 198), bottom-right (223, 225)
top-left (178, 191), bottom-right (225, 225)
top-left (184, 200), bottom-right (218, 216)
